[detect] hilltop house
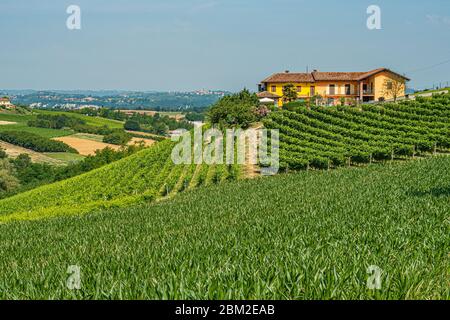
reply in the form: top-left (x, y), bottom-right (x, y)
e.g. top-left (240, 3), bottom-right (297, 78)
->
top-left (258, 68), bottom-right (410, 107)
top-left (0, 97), bottom-right (15, 109)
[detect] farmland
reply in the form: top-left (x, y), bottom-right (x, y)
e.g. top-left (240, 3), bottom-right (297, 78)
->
top-left (264, 94), bottom-right (450, 170)
top-left (53, 136), bottom-right (121, 156)
top-left (0, 94), bottom-right (448, 300)
top-left (0, 138), bottom-right (242, 222)
top-left (0, 111), bottom-right (129, 161)
top-left (0, 113), bottom-right (73, 138)
top-left (0, 156), bottom-right (448, 299)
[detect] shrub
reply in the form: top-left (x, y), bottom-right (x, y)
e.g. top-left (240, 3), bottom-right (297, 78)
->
top-left (208, 89), bottom-right (259, 128)
top-left (103, 131), bottom-right (132, 145)
top-left (0, 131), bottom-right (77, 153)
top-left (124, 120), bottom-right (141, 131)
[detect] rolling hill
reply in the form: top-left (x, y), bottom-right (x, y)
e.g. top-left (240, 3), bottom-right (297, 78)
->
top-left (0, 139), bottom-right (242, 222)
top-left (0, 156), bottom-right (448, 299)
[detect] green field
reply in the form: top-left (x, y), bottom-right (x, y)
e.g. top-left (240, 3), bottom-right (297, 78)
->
top-left (0, 110), bottom-right (124, 140)
top-left (0, 113), bottom-right (73, 138)
top-left (264, 94), bottom-right (450, 170)
top-left (0, 138), bottom-right (242, 222)
top-left (0, 156), bottom-right (448, 299)
top-left (43, 152), bottom-right (86, 163)
top-left (35, 110), bottom-right (124, 129)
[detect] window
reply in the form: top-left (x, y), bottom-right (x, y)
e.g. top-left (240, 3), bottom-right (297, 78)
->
top-left (329, 84), bottom-right (336, 95)
top-left (345, 84), bottom-right (351, 95)
top-left (296, 86), bottom-right (302, 92)
top-left (271, 86), bottom-right (276, 93)
top-left (387, 81), bottom-right (393, 90)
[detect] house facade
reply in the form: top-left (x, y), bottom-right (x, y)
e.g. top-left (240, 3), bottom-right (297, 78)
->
top-left (0, 97), bottom-right (15, 109)
top-left (258, 68), bottom-right (410, 107)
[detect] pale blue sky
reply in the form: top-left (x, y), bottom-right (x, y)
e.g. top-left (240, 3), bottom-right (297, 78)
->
top-left (1, 0), bottom-right (449, 91)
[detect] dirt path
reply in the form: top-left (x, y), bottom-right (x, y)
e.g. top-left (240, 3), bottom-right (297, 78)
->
top-left (0, 141), bottom-right (64, 164)
top-left (0, 121), bottom-right (17, 125)
top-left (242, 124), bottom-right (262, 179)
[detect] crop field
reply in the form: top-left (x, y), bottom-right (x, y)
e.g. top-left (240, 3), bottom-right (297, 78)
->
top-left (0, 113), bottom-right (73, 138)
top-left (0, 138), bottom-right (242, 222)
top-left (53, 135), bottom-right (121, 156)
top-left (0, 156), bottom-right (447, 299)
top-left (0, 140), bottom-right (65, 164)
top-left (43, 152), bottom-right (86, 163)
top-left (264, 94), bottom-right (450, 170)
top-left (35, 110), bottom-right (124, 129)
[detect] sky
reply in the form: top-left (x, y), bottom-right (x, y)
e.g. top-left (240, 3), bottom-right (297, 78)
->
top-left (1, 0), bottom-right (450, 92)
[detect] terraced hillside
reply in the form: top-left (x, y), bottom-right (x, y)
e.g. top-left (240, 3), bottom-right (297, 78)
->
top-left (0, 138), bottom-right (241, 222)
top-left (264, 94), bottom-right (450, 170)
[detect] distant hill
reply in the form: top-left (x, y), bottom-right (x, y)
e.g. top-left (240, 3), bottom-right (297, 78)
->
top-left (0, 90), bottom-right (230, 111)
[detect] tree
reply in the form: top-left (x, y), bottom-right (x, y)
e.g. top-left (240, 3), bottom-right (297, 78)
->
top-left (103, 131), bottom-right (132, 146)
top-left (282, 84), bottom-right (298, 103)
top-left (381, 78), bottom-right (406, 103)
top-left (207, 89), bottom-right (259, 129)
top-left (0, 159), bottom-right (20, 192)
top-left (124, 120), bottom-right (141, 131)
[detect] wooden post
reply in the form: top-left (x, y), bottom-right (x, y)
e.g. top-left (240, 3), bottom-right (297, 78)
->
top-left (391, 150), bottom-right (395, 162)
top-left (369, 154), bottom-right (373, 164)
top-left (434, 143), bottom-right (437, 155)
top-left (327, 160), bottom-right (331, 171)
top-left (348, 157), bottom-right (351, 168)
top-left (412, 145), bottom-right (416, 159)
top-left (306, 162), bottom-right (310, 171)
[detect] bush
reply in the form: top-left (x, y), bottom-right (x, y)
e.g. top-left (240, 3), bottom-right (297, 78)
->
top-left (185, 112), bottom-right (205, 122)
top-left (0, 131), bottom-right (78, 153)
top-left (124, 120), bottom-right (141, 131)
top-left (28, 114), bottom-right (85, 129)
top-left (103, 131), bottom-right (132, 145)
top-left (284, 100), bottom-right (307, 112)
top-left (208, 89), bottom-right (259, 128)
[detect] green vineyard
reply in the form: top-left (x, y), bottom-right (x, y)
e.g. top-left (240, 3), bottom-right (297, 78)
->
top-left (0, 138), bottom-right (242, 222)
top-left (264, 94), bottom-right (450, 170)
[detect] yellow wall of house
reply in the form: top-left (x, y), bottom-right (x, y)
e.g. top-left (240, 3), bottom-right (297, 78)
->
top-left (313, 81), bottom-right (360, 96)
top-left (265, 71), bottom-right (407, 106)
top-left (266, 82), bottom-right (314, 107)
top-left (373, 71), bottom-right (406, 101)
top-left (266, 82), bottom-right (312, 98)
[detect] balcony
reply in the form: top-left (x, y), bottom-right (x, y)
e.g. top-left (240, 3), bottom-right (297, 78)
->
top-left (362, 89), bottom-right (374, 95)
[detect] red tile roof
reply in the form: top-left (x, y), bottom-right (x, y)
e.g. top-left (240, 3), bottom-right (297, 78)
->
top-left (262, 72), bottom-right (315, 83)
top-left (261, 68), bottom-right (410, 83)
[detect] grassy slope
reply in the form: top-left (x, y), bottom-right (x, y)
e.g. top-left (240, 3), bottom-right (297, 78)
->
top-left (0, 113), bottom-right (73, 138)
top-left (0, 138), bottom-right (241, 222)
top-left (0, 157), bottom-right (448, 299)
top-left (0, 111), bottom-right (124, 139)
top-left (35, 110), bottom-right (124, 129)
top-left (43, 152), bottom-right (86, 163)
